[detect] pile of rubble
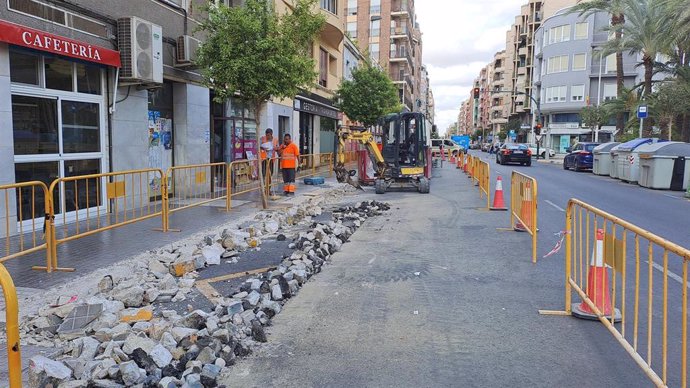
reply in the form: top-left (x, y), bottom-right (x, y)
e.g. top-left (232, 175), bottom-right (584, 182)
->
top-left (24, 199), bottom-right (390, 387)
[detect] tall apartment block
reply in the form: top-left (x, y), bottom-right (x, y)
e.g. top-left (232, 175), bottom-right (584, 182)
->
top-left (345, 0), bottom-right (424, 112)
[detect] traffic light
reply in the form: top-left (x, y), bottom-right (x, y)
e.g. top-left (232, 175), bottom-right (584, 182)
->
top-left (534, 123), bottom-right (542, 136)
top-left (473, 87), bottom-right (480, 99)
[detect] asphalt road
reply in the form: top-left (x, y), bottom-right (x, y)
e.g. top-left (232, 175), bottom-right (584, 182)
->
top-left (472, 151), bottom-right (690, 387)
top-left (220, 163), bottom-right (650, 387)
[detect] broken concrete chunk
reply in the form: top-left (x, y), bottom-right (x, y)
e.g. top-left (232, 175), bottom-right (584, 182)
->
top-left (113, 286), bottom-right (145, 308)
top-left (29, 356), bottom-right (72, 385)
top-left (119, 307), bottom-right (153, 323)
top-left (150, 344), bottom-right (174, 368)
top-left (57, 303), bottom-right (103, 334)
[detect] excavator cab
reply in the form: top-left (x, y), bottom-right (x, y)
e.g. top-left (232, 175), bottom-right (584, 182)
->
top-left (376, 112), bottom-right (430, 194)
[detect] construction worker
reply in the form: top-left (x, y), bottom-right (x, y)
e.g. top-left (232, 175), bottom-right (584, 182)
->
top-left (279, 134), bottom-right (300, 195)
top-left (260, 128), bottom-right (279, 196)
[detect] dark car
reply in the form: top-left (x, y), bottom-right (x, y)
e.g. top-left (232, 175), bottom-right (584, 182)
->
top-left (496, 143), bottom-right (532, 166)
top-left (563, 142), bottom-right (600, 171)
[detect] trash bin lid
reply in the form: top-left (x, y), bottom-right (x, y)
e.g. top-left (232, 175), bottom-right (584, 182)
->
top-left (636, 141), bottom-right (690, 158)
top-left (617, 138), bottom-right (666, 152)
top-left (593, 142), bottom-right (621, 154)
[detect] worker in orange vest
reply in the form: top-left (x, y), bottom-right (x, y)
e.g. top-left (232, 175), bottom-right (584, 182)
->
top-left (260, 128), bottom-right (279, 196)
top-left (278, 134), bottom-right (300, 195)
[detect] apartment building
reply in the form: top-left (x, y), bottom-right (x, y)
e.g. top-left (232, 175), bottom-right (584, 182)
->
top-left (345, 0), bottom-right (424, 112)
top-left (503, 0), bottom-right (576, 126)
top-left (489, 50), bottom-right (508, 139)
top-left (0, 0), bottom-right (344, 236)
top-left (458, 99), bottom-right (472, 134)
top-left (532, 7), bottom-right (642, 153)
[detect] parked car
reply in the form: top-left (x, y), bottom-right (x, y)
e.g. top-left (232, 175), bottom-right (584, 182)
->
top-left (469, 143), bottom-right (481, 150)
top-left (496, 143), bottom-right (532, 166)
top-left (431, 139), bottom-right (464, 157)
top-left (526, 144), bottom-right (556, 158)
top-left (563, 142), bottom-right (600, 171)
top-left (481, 143), bottom-right (493, 152)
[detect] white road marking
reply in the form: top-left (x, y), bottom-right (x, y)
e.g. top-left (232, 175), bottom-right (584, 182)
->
top-left (368, 257), bottom-right (377, 264)
top-left (663, 193), bottom-right (680, 200)
top-left (544, 200), bottom-right (565, 212)
top-left (647, 261), bottom-right (690, 289)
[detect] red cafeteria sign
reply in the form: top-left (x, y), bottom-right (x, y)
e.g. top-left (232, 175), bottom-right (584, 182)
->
top-left (0, 20), bottom-right (121, 67)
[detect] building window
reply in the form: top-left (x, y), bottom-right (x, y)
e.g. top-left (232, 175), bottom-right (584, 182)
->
top-left (571, 84), bottom-right (585, 101)
top-left (605, 54), bottom-right (617, 73)
top-left (319, 48), bottom-right (328, 87)
top-left (545, 86), bottom-right (567, 103)
top-left (370, 43), bottom-right (379, 62)
top-left (320, 0), bottom-right (337, 14)
top-left (370, 19), bottom-right (380, 37)
top-left (347, 0), bottom-right (357, 15)
top-left (370, 0), bottom-right (381, 14)
top-left (9, 0), bottom-right (109, 38)
top-left (9, 50), bottom-right (40, 86)
top-left (572, 53), bottom-right (586, 71)
top-left (548, 24), bottom-right (571, 44)
top-left (347, 21), bottom-right (357, 38)
top-left (547, 55), bottom-right (569, 74)
top-left (553, 113), bottom-right (581, 123)
top-left (603, 83), bottom-right (617, 101)
top-left (575, 22), bottom-right (588, 39)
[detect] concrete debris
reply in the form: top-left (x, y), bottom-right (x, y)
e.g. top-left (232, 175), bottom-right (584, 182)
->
top-left (16, 196), bottom-right (388, 387)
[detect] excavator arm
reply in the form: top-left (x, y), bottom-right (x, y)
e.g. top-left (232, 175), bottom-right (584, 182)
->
top-left (334, 128), bottom-right (386, 188)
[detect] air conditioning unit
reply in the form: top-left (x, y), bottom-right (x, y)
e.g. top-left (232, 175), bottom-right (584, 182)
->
top-left (117, 17), bottom-right (163, 84)
top-left (176, 35), bottom-right (201, 66)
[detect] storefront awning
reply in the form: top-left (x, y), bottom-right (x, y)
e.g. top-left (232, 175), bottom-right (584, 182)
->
top-left (0, 20), bottom-right (121, 67)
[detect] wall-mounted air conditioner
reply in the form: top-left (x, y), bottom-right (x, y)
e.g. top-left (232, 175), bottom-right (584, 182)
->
top-left (117, 17), bottom-right (163, 84)
top-left (176, 35), bottom-right (201, 66)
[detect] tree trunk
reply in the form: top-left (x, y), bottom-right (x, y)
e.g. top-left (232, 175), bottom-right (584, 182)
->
top-left (643, 56), bottom-right (653, 137)
top-left (253, 100), bottom-right (268, 209)
top-left (613, 14), bottom-right (626, 134)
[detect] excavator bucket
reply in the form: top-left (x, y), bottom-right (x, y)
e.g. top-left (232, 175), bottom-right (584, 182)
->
top-left (335, 163), bottom-right (363, 190)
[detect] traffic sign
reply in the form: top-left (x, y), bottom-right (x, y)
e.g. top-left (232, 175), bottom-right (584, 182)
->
top-left (535, 134), bottom-right (543, 141)
top-left (637, 105), bottom-right (648, 119)
top-left (520, 124), bottom-right (531, 129)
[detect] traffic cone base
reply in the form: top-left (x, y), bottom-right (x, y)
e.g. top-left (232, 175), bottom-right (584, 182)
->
top-left (572, 303), bottom-right (622, 322)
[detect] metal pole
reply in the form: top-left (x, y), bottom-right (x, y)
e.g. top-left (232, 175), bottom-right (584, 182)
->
top-left (639, 117), bottom-right (644, 139)
top-left (595, 50), bottom-right (603, 143)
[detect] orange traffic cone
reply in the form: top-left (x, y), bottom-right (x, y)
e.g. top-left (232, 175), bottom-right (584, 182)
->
top-left (572, 229), bottom-right (622, 321)
top-left (456, 155), bottom-right (463, 169)
top-left (514, 181), bottom-right (533, 231)
top-left (490, 176), bottom-right (508, 211)
top-left (450, 154), bottom-right (456, 164)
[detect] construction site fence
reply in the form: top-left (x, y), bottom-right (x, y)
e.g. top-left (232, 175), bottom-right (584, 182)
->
top-left (511, 171), bottom-right (538, 263)
top-left (0, 263), bottom-right (21, 388)
top-left (0, 153), bottom-right (336, 272)
top-left (557, 199), bottom-right (690, 388)
top-left (475, 159), bottom-right (490, 209)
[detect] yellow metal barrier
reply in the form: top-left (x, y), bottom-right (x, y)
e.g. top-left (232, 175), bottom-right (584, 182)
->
top-left (510, 171), bottom-right (538, 263)
top-left (0, 263), bottom-right (21, 388)
top-left (1, 181), bottom-right (50, 268)
top-left (166, 163), bottom-right (230, 230)
top-left (476, 159), bottom-right (490, 209)
top-left (297, 153), bottom-right (334, 179)
top-left (47, 168), bottom-right (165, 270)
top-left (543, 199), bottom-right (690, 388)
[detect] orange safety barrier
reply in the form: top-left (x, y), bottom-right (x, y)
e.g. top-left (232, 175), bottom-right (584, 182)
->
top-left (540, 199), bottom-right (690, 388)
top-left (510, 171), bottom-right (538, 263)
top-left (0, 181), bottom-right (50, 267)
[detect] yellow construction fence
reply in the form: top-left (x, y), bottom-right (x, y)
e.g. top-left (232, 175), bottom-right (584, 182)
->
top-left (510, 171), bottom-right (538, 263)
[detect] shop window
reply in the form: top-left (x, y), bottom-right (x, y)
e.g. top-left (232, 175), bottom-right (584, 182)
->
top-left (76, 63), bottom-right (102, 95)
top-left (12, 95), bottom-right (59, 155)
top-left (9, 50), bottom-right (40, 85)
top-left (61, 101), bottom-right (100, 153)
top-left (319, 48), bottom-right (328, 87)
top-left (45, 57), bottom-right (74, 91)
top-left (14, 162), bottom-right (60, 218)
top-left (63, 159), bottom-right (101, 213)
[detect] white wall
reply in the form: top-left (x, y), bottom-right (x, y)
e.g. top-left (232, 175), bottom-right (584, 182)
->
top-left (0, 43), bottom-right (17, 237)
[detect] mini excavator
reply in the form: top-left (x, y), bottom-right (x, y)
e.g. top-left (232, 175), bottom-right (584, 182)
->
top-left (335, 111), bottom-right (431, 194)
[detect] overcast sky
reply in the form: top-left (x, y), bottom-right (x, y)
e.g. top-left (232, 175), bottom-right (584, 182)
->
top-left (416, 1), bottom-right (519, 134)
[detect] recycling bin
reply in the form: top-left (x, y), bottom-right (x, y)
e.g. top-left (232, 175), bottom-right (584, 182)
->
top-left (609, 144), bottom-right (623, 179)
top-left (637, 142), bottom-right (690, 191)
top-left (616, 138), bottom-right (664, 183)
top-left (592, 142), bottom-right (620, 176)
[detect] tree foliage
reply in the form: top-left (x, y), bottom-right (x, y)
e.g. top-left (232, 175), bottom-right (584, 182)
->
top-left (581, 105), bottom-right (612, 130)
top-left (196, 0), bottom-right (325, 123)
top-left (335, 61), bottom-right (401, 128)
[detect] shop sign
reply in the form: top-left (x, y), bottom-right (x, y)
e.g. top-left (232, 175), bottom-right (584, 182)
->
top-left (0, 20), bottom-right (121, 67)
top-left (294, 99), bottom-right (339, 120)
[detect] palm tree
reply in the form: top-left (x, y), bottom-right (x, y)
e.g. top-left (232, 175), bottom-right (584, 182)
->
top-left (570, 0), bottom-right (628, 134)
top-left (601, 0), bottom-right (675, 136)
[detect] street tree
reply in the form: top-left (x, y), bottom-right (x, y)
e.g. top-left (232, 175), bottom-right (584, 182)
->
top-left (335, 61), bottom-right (400, 128)
top-left (603, 0), bottom-right (675, 136)
top-left (196, 0), bottom-right (324, 208)
top-left (570, 0), bottom-right (629, 134)
top-left (650, 77), bottom-right (690, 140)
top-left (580, 105), bottom-right (611, 141)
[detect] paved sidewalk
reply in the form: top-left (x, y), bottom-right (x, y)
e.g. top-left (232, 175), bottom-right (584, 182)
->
top-left (220, 163), bottom-right (648, 387)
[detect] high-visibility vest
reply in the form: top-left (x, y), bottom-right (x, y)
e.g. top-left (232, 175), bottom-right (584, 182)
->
top-left (280, 142), bottom-right (300, 169)
top-left (260, 136), bottom-right (279, 160)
